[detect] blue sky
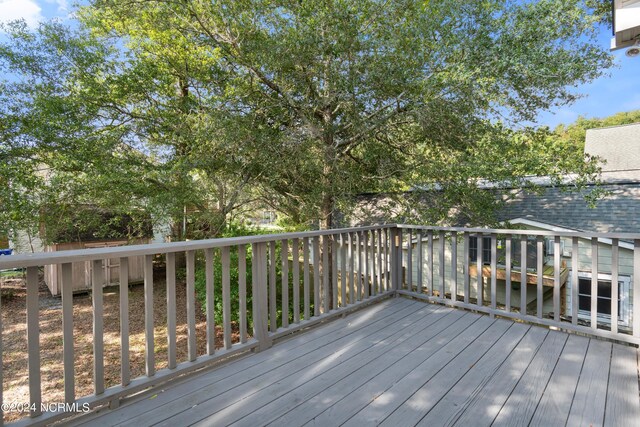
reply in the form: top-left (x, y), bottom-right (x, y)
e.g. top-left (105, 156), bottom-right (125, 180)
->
top-left (1, 0), bottom-right (638, 129)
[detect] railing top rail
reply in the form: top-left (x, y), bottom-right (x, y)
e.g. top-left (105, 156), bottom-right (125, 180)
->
top-left (396, 224), bottom-right (640, 241)
top-left (0, 224), bottom-right (393, 269)
top-left (3, 223), bottom-right (639, 269)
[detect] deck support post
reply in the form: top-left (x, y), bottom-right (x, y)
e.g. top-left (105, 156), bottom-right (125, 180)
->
top-left (252, 242), bottom-right (272, 352)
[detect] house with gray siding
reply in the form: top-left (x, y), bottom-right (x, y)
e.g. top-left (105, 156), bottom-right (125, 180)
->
top-left (353, 123), bottom-right (640, 329)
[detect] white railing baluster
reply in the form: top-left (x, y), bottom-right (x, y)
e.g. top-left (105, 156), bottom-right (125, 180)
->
top-left (396, 228), bottom-right (403, 290)
top-left (291, 240), bottom-right (300, 323)
top-left (204, 248), bottom-right (214, 355)
top-left (26, 266), bottom-right (41, 417)
top-left (281, 240), bottom-right (289, 327)
top-left (61, 263), bottom-right (75, 401)
top-left (439, 231), bottom-right (445, 299)
top-left (166, 253), bottom-right (178, 366)
top-left (537, 236), bottom-right (544, 318)
top-left (313, 237), bottom-right (320, 315)
top-left (332, 235), bottom-right (339, 306)
top-left (477, 233), bottom-right (483, 307)
top-left (417, 230), bottom-right (423, 294)
top-left (451, 232), bottom-right (457, 303)
top-left (490, 234), bottom-right (497, 316)
top-left (427, 230), bottom-right (433, 297)
top-left (222, 246), bottom-right (232, 349)
top-left (634, 239), bottom-right (640, 338)
top-left (92, 259), bottom-right (105, 394)
top-left (377, 229), bottom-right (382, 294)
top-left (119, 258), bottom-right (130, 385)
top-left (384, 228), bottom-right (389, 291)
top-left (591, 237), bottom-right (599, 329)
top-left (349, 233), bottom-right (355, 301)
top-left (363, 231), bottom-right (369, 298)
top-left (572, 237), bottom-right (579, 326)
top-left (239, 245), bottom-right (248, 342)
top-left (340, 234), bottom-right (347, 307)
top-left (269, 241), bottom-right (278, 330)
top-left (611, 239), bottom-right (619, 334)
top-left (554, 236), bottom-right (561, 322)
top-left (356, 232), bottom-right (362, 300)
top-left (370, 231), bottom-right (376, 297)
top-left (251, 243), bottom-right (271, 352)
top-left (505, 235), bottom-right (512, 313)
top-left (143, 255), bottom-right (155, 375)
top-left (407, 229), bottom-right (412, 292)
top-left (520, 236), bottom-right (527, 316)
top-left (186, 251), bottom-right (197, 361)
top-left (322, 236), bottom-right (330, 311)
top-left (303, 237), bottom-right (310, 319)
top-left (390, 228), bottom-right (398, 291)
top-left (464, 232), bottom-right (470, 304)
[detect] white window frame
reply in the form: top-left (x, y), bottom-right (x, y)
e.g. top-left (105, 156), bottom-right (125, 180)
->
top-left (568, 270), bottom-right (631, 327)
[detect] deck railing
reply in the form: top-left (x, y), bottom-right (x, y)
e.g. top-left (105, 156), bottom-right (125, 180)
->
top-left (0, 225), bottom-right (395, 426)
top-left (395, 225), bottom-right (640, 346)
top-left (0, 224), bottom-right (639, 425)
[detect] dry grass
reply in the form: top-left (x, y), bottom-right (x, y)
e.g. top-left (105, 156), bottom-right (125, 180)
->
top-left (1, 268), bottom-right (240, 424)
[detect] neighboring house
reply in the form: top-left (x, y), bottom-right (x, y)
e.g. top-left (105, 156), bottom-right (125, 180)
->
top-left (411, 217), bottom-right (635, 331)
top-left (611, 0), bottom-right (640, 54)
top-left (353, 123), bottom-right (640, 329)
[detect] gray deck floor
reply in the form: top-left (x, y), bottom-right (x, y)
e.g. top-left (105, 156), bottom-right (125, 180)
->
top-left (78, 297), bottom-right (640, 427)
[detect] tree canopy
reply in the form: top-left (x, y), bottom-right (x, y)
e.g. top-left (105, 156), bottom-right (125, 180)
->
top-left (0, 0), bottom-right (618, 244)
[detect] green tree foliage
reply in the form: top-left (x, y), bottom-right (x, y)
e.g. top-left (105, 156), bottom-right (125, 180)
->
top-left (553, 110), bottom-right (640, 151)
top-left (0, 20), bottom-right (258, 244)
top-left (78, 0), bottom-right (612, 229)
top-left (0, 0), bottom-right (615, 243)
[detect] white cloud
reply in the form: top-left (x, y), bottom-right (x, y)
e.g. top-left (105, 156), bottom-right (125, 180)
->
top-left (0, 0), bottom-right (43, 27)
top-left (44, 0), bottom-right (67, 13)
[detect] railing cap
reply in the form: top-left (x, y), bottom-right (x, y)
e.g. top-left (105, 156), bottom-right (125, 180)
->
top-left (0, 225), bottom-right (394, 269)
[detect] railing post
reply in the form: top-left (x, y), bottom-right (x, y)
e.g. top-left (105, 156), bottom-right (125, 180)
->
top-left (390, 227), bottom-right (402, 292)
top-left (252, 242), bottom-right (272, 352)
top-left (634, 239), bottom-right (640, 339)
top-left (389, 228), bottom-right (397, 291)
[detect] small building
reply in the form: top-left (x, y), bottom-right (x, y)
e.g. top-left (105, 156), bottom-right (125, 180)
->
top-left (40, 206), bottom-right (154, 295)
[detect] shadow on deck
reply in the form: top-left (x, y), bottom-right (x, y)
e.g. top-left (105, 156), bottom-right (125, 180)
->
top-left (71, 297), bottom-right (640, 427)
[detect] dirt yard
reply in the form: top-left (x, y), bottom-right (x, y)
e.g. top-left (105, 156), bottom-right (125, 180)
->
top-left (1, 269), bottom-right (240, 424)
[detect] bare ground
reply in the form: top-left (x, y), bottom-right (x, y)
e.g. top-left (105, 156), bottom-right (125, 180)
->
top-left (1, 269), bottom-right (241, 424)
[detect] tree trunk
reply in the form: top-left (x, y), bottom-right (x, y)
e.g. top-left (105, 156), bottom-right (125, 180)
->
top-left (320, 118), bottom-right (335, 310)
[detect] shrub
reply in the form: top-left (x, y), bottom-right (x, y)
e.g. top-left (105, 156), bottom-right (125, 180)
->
top-left (193, 224), bottom-right (310, 330)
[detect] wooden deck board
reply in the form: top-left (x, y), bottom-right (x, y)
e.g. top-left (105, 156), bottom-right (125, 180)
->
top-left (442, 326), bottom-right (548, 427)
top-left (529, 334), bottom-right (590, 427)
top-left (491, 331), bottom-right (568, 427)
top-left (182, 303), bottom-right (436, 426)
top-left (565, 339), bottom-right (612, 427)
top-left (604, 344), bottom-right (640, 427)
top-left (81, 297), bottom-right (415, 426)
top-left (297, 312), bottom-right (482, 427)
top-left (381, 321), bottom-right (529, 427)
top-left (236, 307), bottom-right (464, 427)
top-left (417, 325), bottom-right (550, 427)
top-left (131, 300), bottom-right (424, 427)
top-left (353, 319), bottom-right (514, 426)
top-left (77, 297), bottom-right (640, 427)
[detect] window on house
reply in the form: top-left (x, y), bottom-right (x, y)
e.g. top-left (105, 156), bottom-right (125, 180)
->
top-left (571, 272), bottom-right (631, 326)
top-left (471, 235), bottom-right (548, 268)
top-left (510, 236), bottom-right (547, 269)
top-left (469, 236), bottom-right (492, 264)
